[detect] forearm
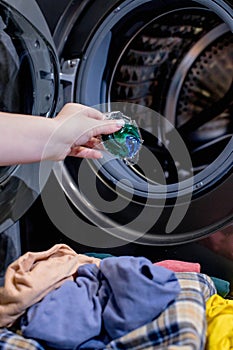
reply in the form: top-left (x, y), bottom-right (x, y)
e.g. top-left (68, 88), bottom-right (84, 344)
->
top-left (0, 104), bottom-right (124, 165)
top-left (0, 112), bottom-right (55, 165)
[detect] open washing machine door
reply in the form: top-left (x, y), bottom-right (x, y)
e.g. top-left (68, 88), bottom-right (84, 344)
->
top-left (0, 0), bottom-right (60, 233)
top-left (41, 0), bottom-right (233, 248)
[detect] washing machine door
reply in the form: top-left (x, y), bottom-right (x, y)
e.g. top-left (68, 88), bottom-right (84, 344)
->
top-left (43, 0), bottom-right (233, 248)
top-left (0, 0), bottom-right (60, 232)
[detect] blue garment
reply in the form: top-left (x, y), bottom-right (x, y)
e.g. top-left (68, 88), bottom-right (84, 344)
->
top-left (105, 272), bottom-right (217, 350)
top-left (21, 256), bottom-right (180, 349)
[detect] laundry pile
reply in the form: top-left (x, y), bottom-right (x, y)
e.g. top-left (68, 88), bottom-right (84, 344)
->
top-left (0, 244), bottom-right (232, 350)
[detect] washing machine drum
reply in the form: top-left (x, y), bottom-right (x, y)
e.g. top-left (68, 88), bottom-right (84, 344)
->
top-left (0, 0), bottom-right (232, 247)
top-left (0, 0), bottom-right (60, 232)
top-left (46, 0), bottom-right (233, 247)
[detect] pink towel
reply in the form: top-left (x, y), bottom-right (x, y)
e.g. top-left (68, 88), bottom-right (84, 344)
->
top-left (155, 260), bottom-right (200, 273)
top-left (0, 244), bottom-right (100, 327)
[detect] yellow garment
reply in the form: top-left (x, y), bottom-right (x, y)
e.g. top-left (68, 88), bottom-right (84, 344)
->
top-left (205, 294), bottom-right (233, 350)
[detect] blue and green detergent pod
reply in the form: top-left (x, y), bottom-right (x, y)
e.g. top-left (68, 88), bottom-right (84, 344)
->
top-left (101, 111), bottom-right (143, 164)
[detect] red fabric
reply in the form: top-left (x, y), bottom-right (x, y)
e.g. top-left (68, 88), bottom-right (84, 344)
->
top-left (155, 260), bottom-right (200, 273)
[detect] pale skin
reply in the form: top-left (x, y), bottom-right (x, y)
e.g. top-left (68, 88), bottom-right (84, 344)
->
top-left (0, 103), bottom-right (125, 166)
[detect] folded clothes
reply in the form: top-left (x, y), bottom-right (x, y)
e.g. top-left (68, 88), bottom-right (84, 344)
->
top-left (155, 260), bottom-right (201, 273)
top-left (0, 244), bottom-right (101, 328)
top-left (205, 294), bottom-right (233, 350)
top-left (0, 328), bottom-right (45, 350)
top-left (21, 256), bottom-right (180, 349)
top-left (105, 272), bottom-right (216, 350)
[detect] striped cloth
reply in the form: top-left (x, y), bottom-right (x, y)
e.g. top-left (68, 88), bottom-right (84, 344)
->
top-left (0, 328), bottom-right (45, 350)
top-left (105, 272), bottom-right (217, 350)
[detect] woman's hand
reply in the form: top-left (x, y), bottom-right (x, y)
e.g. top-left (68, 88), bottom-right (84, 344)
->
top-left (49, 103), bottom-right (125, 160)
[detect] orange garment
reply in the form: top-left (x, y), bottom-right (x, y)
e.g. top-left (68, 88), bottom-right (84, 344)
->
top-left (205, 294), bottom-right (233, 350)
top-left (0, 244), bottom-right (100, 327)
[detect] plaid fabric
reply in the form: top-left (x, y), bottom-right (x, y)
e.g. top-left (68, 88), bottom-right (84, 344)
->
top-left (105, 272), bottom-right (216, 350)
top-left (0, 328), bottom-right (45, 350)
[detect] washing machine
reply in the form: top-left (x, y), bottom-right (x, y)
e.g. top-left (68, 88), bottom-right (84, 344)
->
top-left (0, 0), bottom-right (232, 292)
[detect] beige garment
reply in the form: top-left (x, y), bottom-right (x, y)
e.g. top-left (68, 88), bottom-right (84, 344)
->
top-left (0, 244), bottom-right (100, 327)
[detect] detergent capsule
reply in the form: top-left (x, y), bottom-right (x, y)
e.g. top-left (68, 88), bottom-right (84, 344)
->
top-left (101, 111), bottom-right (143, 164)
